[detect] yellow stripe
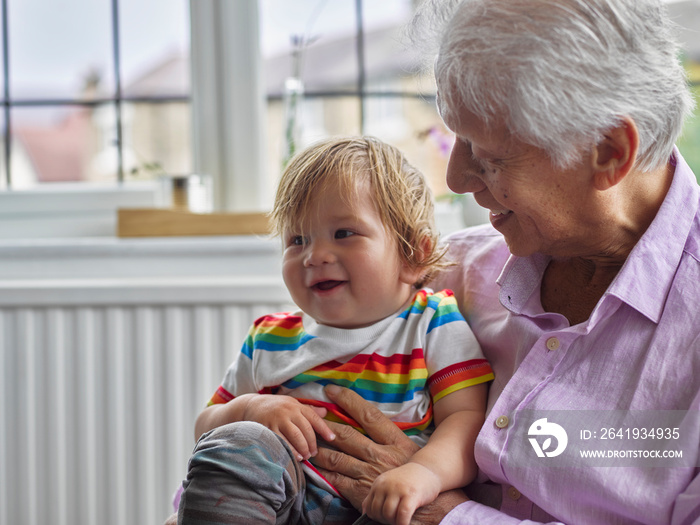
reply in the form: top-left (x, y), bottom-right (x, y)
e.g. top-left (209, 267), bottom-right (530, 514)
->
top-left (304, 368), bottom-right (428, 383)
top-left (254, 324), bottom-right (305, 337)
top-left (432, 373), bottom-right (495, 403)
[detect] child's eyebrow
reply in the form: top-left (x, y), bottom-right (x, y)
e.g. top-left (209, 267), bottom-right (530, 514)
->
top-left (329, 212), bottom-right (361, 223)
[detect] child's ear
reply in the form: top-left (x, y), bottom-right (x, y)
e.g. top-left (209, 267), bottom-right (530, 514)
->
top-left (399, 235), bottom-right (432, 286)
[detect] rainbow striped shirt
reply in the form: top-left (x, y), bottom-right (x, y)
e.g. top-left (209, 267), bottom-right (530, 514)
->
top-left (209, 289), bottom-right (493, 445)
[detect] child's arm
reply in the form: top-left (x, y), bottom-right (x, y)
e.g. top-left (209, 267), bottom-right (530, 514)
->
top-left (195, 393), bottom-right (336, 461)
top-left (362, 383), bottom-right (487, 525)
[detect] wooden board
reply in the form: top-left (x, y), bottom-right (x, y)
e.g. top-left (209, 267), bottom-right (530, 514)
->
top-left (117, 208), bottom-right (272, 237)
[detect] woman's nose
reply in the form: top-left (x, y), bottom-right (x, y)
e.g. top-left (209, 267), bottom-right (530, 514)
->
top-left (446, 142), bottom-right (488, 194)
top-left (303, 240), bottom-right (336, 267)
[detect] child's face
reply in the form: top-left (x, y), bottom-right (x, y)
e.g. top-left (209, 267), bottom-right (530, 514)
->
top-left (282, 179), bottom-right (420, 329)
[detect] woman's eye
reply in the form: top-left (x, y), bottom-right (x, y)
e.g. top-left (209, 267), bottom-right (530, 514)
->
top-left (335, 229), bottom-right (355, 239)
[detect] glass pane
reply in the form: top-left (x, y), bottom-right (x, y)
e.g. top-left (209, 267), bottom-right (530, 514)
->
top-left (678, 79), bottom-right (700, 182)
top-left (0, 2), bottom-right (5, 105)
top-left (261, 0), bottom-right (358, 94)
top-left (364, 95), bottom-right (452, 198)
top-left (0, 113), bottom-right (6, 190)
top-left (12, 104), bottom-right (118, 187)
top-left (669, 0), bottom-right (700, 181)
top-left (120, 0), bottom-right (190, 98)
top-left (122, 101), bottom-right (192, 181)
top-left (266, 95), bottom-right (361, 182)
top-left (9, 0), bottom-right (114, 99)
top-left (362, 0), bottom-right (434, 95)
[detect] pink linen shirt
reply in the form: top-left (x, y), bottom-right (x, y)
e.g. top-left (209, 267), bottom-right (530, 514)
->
top-left (431, 149), bottom-right (700, 524)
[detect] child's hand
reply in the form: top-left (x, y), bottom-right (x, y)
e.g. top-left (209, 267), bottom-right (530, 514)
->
top-left (242, 394), bottom-right (335, 461)
top-left (362, 462), bottom-right (441, 525)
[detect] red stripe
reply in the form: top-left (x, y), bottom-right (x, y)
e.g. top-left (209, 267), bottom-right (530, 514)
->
top-left (428, 360), bottom-right (493, 396)
top-left (298, 398), bottom-right (434, 432)
top-left (253, 314), bottom-right (302, 329)
top-left (312, 348), bottom-right (426, 375)
top-left (209, 385), bottom-right (234, 405)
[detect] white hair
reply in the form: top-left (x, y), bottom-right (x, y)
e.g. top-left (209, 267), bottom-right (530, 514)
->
top-left (415, 0), bottom-right (695, 171)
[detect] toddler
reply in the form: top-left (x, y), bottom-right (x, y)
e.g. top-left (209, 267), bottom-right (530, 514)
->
top-left (177, 136), bottom-right (493, 525)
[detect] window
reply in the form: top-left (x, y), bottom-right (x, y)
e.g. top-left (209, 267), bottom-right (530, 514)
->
top-left (259, 0), bottom-right (453, 200)
top-left (1, 0), bottom-right (191, 190)
top-left (2, 0), bottom-right (699, 239)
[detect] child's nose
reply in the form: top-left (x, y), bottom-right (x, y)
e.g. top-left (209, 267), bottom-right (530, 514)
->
top-left (303, 240), bottom-right (336, 267)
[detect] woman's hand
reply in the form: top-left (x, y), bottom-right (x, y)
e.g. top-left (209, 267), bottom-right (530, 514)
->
top-left (312, 385), bottom-right (469, 524)
top-left (242, 394), bottom-right (335, 461)
top-left (311, 385), bottom-right (421, 509)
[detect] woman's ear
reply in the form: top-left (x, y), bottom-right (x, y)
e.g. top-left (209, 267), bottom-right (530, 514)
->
top-left (591, 117), bottom-right (639, 190)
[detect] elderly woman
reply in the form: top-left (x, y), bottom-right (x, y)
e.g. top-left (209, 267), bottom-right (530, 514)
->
top-left (167, 0), bottom-right (700, 524)
top-left (306, 0), bottom-right (700, 524)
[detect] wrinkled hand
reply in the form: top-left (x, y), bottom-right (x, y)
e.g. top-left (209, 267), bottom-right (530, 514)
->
top-left (310, 385), bottom-right (421, 510)
top-left (243, 394), bottom-right (334, 461)
top-left (363, 462), bottom-right (441, 525)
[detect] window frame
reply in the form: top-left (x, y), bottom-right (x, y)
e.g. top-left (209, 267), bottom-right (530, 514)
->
top-left (0, 0), bottom-right (269, 238)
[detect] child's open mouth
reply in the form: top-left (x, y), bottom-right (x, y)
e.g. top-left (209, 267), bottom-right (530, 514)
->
top-left (312, 280), bottom-right (345, 292)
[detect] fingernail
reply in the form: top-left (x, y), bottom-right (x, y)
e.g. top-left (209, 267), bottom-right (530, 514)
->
top-left (328, 433), bottom-right (336, 441)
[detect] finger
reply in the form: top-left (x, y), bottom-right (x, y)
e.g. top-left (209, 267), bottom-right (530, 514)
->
top-left (309, 405), bottom-right (328, 419)
top-left (364, 492), bottom-right (387, 523)
top-left (322, 419), bottom-right (380, 462)
top-left (314, 438), bottom-right (366, 481)
top-left (277, 420), bottom-right (313, 460)
top-left (361, 491), bottom-right (374, 516)
top-left (324, 385), bottom-right (411, 446)
top-left (376, 493), bottom-right (402, 525)
top-left (396, 496), bottom-right (417, 525)
top-left (384, 495), bottom-right (402, 525)
top-left (301, 405), bottom-right (336, 444)
top-left (292, 412), bottom-right (321, 456)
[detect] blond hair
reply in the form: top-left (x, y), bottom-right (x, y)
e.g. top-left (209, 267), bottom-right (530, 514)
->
top-left (270, 136), bottom-right (449, 287)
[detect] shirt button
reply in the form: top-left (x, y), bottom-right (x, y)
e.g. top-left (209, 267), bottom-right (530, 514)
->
top-left (495, 415), bottom-right (509, 428)
top-left (508, 486), bottom-right (522, 501)
top-left (546, 337), bottom-right (560, 351)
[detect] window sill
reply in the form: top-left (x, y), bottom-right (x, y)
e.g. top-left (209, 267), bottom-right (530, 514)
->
top-left (0, 182), bottom-right (158, 239)
top-left (0, 233), bottom-right (283, 280)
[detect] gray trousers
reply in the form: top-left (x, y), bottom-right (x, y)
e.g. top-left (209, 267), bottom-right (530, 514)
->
top-left (177, 421), bottom-right (361, 525)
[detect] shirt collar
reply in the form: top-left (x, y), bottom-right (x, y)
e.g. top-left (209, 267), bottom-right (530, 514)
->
top-left (496, 252), bottom-right (548, 314)
top-left (606, 148), bottom-right (699, 322)
top-left (496, 148), bottom-right (699, 323)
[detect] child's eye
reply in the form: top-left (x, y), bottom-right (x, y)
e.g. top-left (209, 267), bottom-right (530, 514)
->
top-left (335, 229), bottom-right (355, 239)
top-left (289, 235), bottom-right (306, 246)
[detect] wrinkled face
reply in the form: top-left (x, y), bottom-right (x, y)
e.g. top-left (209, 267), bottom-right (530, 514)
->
top-left (281, 179), bottom-right (418, 329)
top-left (440, 94), bottom-right (598, 258)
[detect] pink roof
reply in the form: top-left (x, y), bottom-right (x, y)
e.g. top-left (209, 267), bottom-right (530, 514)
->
top-left (14, 109), bottom-right (93, 183)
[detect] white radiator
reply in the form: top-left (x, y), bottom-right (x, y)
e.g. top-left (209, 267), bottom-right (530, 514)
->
top-left (0, 273), bottom-right (292, 525)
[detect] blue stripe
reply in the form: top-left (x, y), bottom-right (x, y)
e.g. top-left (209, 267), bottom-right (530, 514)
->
top-left (241, 340), bottom-right (254, 359)
top-left (281, 378), bottom-right (425, 404)
top-left (252, 333), bottom-right (316, 352)
top-left (426, 294), bottom-right (444, 310)
top-left (427, 310), bottom-right (464, 333)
